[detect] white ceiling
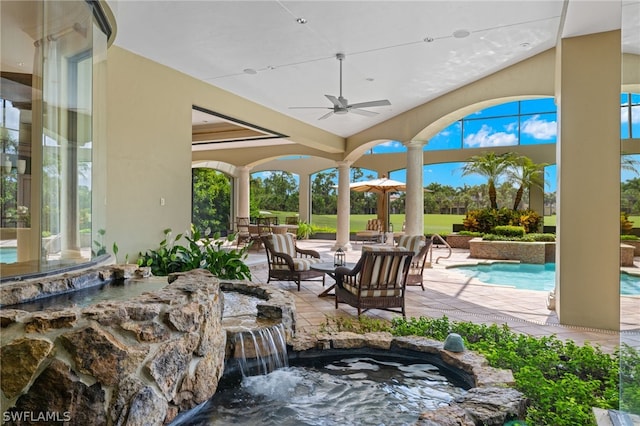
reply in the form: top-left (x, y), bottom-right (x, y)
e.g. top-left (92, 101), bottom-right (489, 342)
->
top-left (107, 1), bottom-right (638, 139)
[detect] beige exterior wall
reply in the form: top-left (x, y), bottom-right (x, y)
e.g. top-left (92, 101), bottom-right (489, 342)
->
top-left (106, 47), bottom-right (194, 259)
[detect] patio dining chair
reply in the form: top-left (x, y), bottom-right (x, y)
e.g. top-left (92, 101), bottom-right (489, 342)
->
top-left (261, 233), bottom-right (325, 291)
top-left (334, 246), bottom-right (413, 318)
top-left (235, 217), bottom-right (252, 248)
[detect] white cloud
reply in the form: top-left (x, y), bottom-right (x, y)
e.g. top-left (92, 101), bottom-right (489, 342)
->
top-left (521, 115), bottom-right (557, 140)
top-left (505, 122), bottom-right (518, 132)
top-left (379, 140), bottom-right (402, 148)
top-left (464, 124), bottom-right (517, 147)
top-left (621, 107), bottom-right (640, 125)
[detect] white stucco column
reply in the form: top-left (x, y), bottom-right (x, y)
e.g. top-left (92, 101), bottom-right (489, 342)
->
top-left (334, 160), bottom-right (352, 251)
top-left (405, 140), bottom-right (425, 235)
top-left (529, 182), bottom-right (544, 232)
top-left (236, 166), bottom-right (251, 219)
top-left (555, 30), bottom-right (621, 330)
top-left (299, 173), bottom-right (311, 223)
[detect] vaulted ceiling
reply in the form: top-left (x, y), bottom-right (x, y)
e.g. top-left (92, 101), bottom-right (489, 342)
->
top-left (107, 1), bottom-right (637, 145)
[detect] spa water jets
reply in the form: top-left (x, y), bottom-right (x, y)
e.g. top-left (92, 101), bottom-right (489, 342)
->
top-left (235, 323), bottom-right (288, 376)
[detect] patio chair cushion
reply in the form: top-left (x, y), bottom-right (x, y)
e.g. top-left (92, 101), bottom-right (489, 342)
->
top-left (355, 246), bottom-right (409, 290)
top-left (269, 233), bottom-right (322, 271)
top-left (397, 235), bottom-right (425, 255)
top-left (342, 283), bottom-right (402, 298)
top-left (272, 257), bottom-right (322, 272)
top-left (271, 233), bottom-right (297, 257)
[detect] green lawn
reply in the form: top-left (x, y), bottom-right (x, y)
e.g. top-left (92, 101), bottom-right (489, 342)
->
top-left (274, 212), bottom-right (466, 235)
top-left (268, 212), bottom-right (562, 235)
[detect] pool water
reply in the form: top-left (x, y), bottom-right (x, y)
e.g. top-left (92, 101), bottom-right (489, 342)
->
top-left (0, 247), bottom-right (17, 264)
top-left (451, 262), bottom-right (640, 295)
top-left (171, 356), bottom-right (467, 426)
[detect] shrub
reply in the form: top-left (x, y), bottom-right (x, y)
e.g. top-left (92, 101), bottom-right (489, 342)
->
top-left (457, 231), bottom-right (483, 237)
top-left (621, 234), bottom-right (640, 241)
top-left (137, 226), bottom-right (251, 280)
top-left (493, 225), bottom-right (526, 238)
top-left (296, 221), bottom-right (314, 239)
top-left (621, 212), bottom-right (634, 234)
top-left (482, 232), bottom-right (555, 242)
top-left (482, 233), bottom-right (518, 241)
top-left (521, 233), bottom-right (556, 242)
top-left (620, 343), bottom-right (640, 413)
top-left (389, 315), bottom-right (623, 425)
top-left (463, 208), bottom-right (541, 233)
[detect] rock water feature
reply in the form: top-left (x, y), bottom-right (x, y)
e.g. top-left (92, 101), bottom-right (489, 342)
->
top-left (1, 266), bottom-right (525, 425)
top-left (0, 267), bottom-right (296, 425)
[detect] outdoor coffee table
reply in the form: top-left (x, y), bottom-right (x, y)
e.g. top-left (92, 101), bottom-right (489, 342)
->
top-left (311, 261), bottom-right (357, 297)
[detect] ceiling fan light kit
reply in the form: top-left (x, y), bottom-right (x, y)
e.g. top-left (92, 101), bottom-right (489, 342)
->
top-left (289, 53), bottom-right (391, 120)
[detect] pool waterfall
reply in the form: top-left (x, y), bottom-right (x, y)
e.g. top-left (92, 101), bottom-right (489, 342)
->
top-left (0, 266), bottom-right (525, 425)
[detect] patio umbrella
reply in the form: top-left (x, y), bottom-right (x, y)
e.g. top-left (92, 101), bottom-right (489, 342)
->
top-left (349, 177), bottom-right (408, 232)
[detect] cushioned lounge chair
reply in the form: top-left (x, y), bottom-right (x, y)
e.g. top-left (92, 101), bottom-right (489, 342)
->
top-left (355, 218), bottom-right (383, 244)
top-left (261, 233), bottom-right (325, 291)
top-left (334, 246), bottom-right (413, 318)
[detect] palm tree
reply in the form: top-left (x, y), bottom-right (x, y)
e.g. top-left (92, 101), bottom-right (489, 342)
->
top-left (507, 155), bottom-right (548, 210)
top-left (460, 152), bottom-right (515, 209)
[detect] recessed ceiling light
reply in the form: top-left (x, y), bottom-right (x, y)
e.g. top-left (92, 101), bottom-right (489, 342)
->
top-left (243, 68), bottom-right (257, 75)
top-left (366, 78), bottom-right (375, 82)
top-left (423, 37), bottom-right (434, 43)
top-left (453, 29), bottom-right (470, 39)
top-left (296, 17), bottom-right (307, 24)
top-left (520, 42), bottom-right (531, 48)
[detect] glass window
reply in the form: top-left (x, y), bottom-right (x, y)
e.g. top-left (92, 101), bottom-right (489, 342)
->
top-left (463, 116), bottom-right (518, 148)
top-left (632, 105), bottom-right (639, 139)
top-left (1, 0), bottom-right (109, 280)
top-left (467, 102), bottom-right (518, 119)
top-left (520, 98), bottom-right (556, 114)
top-left (425, 122), bottom-right (462, 151)
top-left (621, 93), bottom-right (630, 106)
top-left (519, 113), bottom-right (557, 145)
top-left (621, 105), bottom-right (630, 139)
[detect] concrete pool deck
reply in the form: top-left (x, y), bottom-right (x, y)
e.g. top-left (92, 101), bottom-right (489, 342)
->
top-left (244, 239), bottom-right (640, 353)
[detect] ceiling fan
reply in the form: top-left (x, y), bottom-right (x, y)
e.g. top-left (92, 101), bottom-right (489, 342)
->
top-left (289, 53), bottom-right (391, 120)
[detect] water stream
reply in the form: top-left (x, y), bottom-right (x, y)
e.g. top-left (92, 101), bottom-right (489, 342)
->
top-left (235, 323), bottom-right (289, 377)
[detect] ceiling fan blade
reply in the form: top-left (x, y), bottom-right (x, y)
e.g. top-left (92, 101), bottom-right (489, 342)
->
top-left (288, 106), bottom-right (332, 110)
top-left (349, 108), bottom-right (378, 117)
top-left (325, 94), bottom-right (347, 108)
top-left (348, 99), bottom-right (391, 109)
top-left (318, 111), bottom-right (335, 120)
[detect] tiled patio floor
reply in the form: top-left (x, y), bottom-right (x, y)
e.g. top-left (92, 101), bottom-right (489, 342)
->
top-left (244, 239), bottom-right (640, 353)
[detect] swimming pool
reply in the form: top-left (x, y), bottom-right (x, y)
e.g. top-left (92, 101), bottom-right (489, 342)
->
top-left (450, 262), bottom-right (640, 295)
top-left (0, 247), bottom-right (17, 264)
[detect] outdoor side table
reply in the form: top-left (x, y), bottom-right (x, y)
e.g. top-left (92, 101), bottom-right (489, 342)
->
top-left (310, 261), bottom-right (357, 297)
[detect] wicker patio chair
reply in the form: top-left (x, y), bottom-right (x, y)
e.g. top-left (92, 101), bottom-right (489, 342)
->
top-left (261, 233), bottom-right (325, 291)
top-left (397, 235), bottom-right (432, 291)
top-left (334, 246), bottom-right (413, 318)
